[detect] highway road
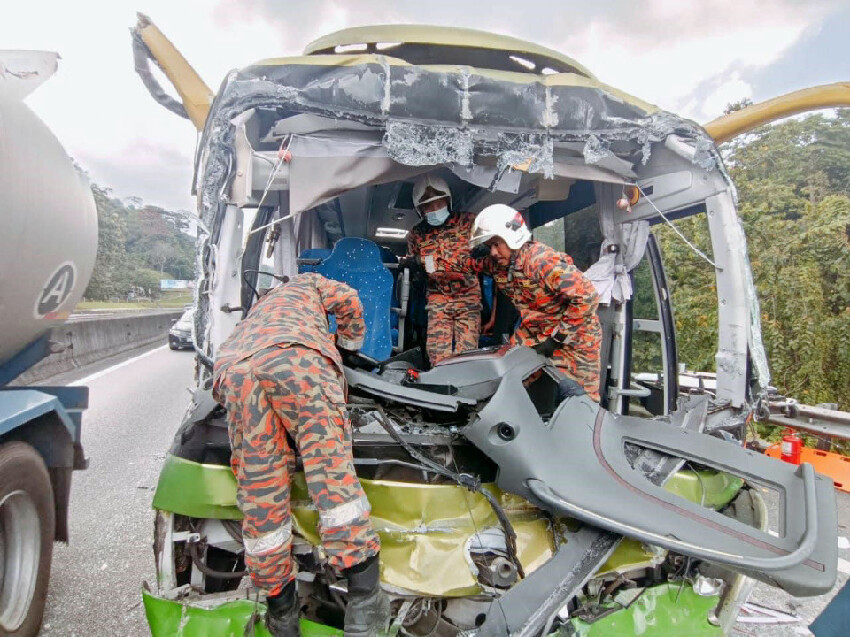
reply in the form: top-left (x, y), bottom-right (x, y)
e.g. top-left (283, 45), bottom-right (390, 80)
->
top-left (33, 343), bottom-right (850, 636)
top-left (40, 344), bottom-right (195, 637)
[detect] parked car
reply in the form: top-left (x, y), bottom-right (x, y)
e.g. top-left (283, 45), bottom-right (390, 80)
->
top-left (167, 309), bottom-right (193, 350)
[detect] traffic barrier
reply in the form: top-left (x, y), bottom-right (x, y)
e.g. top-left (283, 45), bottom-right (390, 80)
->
top-left (14, 311), bottom-right (183, 385)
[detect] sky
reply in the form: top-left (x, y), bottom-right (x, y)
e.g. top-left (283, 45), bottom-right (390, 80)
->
top-left (2, 0), bottom-right (848, 211)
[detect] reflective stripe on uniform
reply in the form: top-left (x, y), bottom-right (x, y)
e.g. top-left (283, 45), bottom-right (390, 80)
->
top-left (243, 523), bottom-right (292, 556)
top-left (320, 496), bottom-right (371, 529)
top-left (336, 336), bottom-right (364, 350)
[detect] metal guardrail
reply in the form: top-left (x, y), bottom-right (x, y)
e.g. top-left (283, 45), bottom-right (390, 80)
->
top-left (763, 400), bottom-right (850, 442)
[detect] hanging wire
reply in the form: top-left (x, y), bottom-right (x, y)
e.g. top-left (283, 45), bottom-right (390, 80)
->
top-left (447, 444), bottom-right (512, 633)
top-left (635, 185), bottom-right (720, 271)
top-left (248, 136), bottom-right (296, 237)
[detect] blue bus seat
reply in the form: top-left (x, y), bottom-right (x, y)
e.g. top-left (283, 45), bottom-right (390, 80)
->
top-left (301, 238), bottom-right (394, 361)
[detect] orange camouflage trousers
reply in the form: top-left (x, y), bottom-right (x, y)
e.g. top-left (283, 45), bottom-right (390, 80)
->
top-left (426, 305), bottom-right (481, 365)
top-left (217, 345), bottom-right (380, 595)
top-left (550, 344), bottom-right (601, 402)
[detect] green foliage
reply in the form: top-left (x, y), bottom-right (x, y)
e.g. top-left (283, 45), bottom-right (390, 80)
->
top-left (84, 185), bottom-right (196, 301)
top-left (655, 217), bottom-right (718, 374)
top-left (659, 109), bottom-right (850, 409)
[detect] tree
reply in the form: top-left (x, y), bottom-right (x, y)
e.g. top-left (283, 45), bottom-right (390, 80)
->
top-left (657, 109), bottom-right (850, 409)
top-left (83, 186), bottom-right (196, 301)
top-left (85, 185), bottom-right (128, 300)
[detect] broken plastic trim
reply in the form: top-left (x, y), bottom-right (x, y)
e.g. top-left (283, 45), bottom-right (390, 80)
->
top-left (463, 358), bottom-right (837, 596)
top-left (131, 31), bottom-right (189, 120)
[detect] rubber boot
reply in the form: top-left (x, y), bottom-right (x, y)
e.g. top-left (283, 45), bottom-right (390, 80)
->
top-left (343, 554), bottom-right (391, 637)
top-left (265, 579), bottom-right (301, 637)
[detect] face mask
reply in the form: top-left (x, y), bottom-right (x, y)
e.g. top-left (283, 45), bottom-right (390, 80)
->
top-left (426, 206), bottom-right (450, 226)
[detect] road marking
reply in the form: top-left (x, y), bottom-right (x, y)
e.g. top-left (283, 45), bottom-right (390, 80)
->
top-left (837, 558), bottom-right (850, 575)
top-left (838, 536), bottom-right (850, 550)
top-left (70, 345), bottom-right (168, 386)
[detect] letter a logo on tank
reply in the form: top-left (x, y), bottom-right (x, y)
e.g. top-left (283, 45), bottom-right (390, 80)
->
top-left (35, 262), bottom-right (77, 319)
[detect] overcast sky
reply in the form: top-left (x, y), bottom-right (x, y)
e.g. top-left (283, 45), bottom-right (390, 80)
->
top-left (3, 0), bottom-right (848, 211)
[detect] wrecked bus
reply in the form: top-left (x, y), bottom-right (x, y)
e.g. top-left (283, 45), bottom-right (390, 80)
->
top-left (132, 17), bottom-right (838, 636)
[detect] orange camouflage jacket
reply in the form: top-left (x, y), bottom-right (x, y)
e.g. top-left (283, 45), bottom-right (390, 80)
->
top-left (476, 241), bottom-right (600, 351)
top-left (213, 273), bottom-right (365, 384)
top-left (407, 212), bottom-right (481, 311)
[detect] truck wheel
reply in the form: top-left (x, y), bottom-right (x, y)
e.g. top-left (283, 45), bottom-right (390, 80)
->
top-left (0, 442), bottom-right (55, 637)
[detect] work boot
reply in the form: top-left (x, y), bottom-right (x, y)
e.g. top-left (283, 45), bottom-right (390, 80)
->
top-left (343, 554), bottom-right (391, 637)
top-left (265, 579), bottom-right (301, 637)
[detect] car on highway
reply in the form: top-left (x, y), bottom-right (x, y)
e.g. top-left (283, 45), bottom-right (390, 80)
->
top-left (132, 17), bottom-right (839, 637)
top-left (167, 308), bottom-right (194, 350)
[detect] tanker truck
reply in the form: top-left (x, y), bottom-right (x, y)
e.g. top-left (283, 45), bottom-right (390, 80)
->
top-left (0, 51), bottom-right (98, 636)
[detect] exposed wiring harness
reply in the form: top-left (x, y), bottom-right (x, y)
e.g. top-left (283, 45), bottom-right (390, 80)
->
top-left (368, 404), bottom-right (525, 579)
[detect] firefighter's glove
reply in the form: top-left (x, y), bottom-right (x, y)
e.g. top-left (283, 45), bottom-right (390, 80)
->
top-left (532, 334), bottom-right (564, 358)
top-left (399, 256), bottom-right (426, 285)
top-left (398, 255), bottom-right (420, 269)
top-left (470, 244), bottom-right (490, 260)
top-left (338, 347), bottom-right (380, 370)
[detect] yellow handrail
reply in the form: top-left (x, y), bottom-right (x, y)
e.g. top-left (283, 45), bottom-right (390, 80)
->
top-left (135, 13), bottom-right (213, 131)
top-left (704, 83), bottom-right (850, 143)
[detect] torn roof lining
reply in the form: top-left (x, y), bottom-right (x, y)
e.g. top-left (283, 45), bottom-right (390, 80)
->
top-left (247, 111), bottom-right (640, 180)
top-left (236, 123), bottom-right (635, 218)
top-left (195, 61), bottom-right (723, 234)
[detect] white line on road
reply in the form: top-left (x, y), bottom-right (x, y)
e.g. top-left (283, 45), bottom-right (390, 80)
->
top-left (838, 536), bottom-right (850, 550)
top-left (838, 558), bottom-right (850, 575)
top-left (69, 345), bottom-right (168, 386)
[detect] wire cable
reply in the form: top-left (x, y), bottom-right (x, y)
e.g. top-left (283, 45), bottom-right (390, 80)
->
top-left (636, 185), bottom-right (720, 270)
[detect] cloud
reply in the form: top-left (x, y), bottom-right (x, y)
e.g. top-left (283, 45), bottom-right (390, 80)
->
top-left (701, 73), bottom-right (754, 119)
top-left (1, 0), bottom-right (843, 213)
top-left (213, 0), bottom-right (839, 121)
top-left (75, 139), bottom-right (196, 211)
top-left (557, 0), bottom-right (839, 119)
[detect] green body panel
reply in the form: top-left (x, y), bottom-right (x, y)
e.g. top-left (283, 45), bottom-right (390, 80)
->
top-left (663, 470), bottom-right (745, 509)
top-left (143, 590), bottom-right (342, 637)
top-left (152, 457), bottom-right (742, 595)
top-left (153, 455), bottom-right (240, 520)
top-left (596, 471), bottom-right (744, 574)
top-left (569, 583), bottom-right (723, 636)
top-left (153, 455), bottom-right (554, 596)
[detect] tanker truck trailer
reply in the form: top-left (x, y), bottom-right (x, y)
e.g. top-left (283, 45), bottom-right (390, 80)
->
top-left (0, 51), bottom-right (97, 636)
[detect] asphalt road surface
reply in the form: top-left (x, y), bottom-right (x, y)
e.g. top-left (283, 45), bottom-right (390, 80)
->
top-left (35, 343), bottom-right (850, 636)
top-left (40, 344), bottom-right (196, 637)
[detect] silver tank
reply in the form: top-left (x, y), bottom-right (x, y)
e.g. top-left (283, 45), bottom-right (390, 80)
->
top-left (0, 51), bottom-right (98, 366)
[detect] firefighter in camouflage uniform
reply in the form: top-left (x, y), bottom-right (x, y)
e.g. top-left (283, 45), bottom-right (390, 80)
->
top-left (405, 174), bottom-right (482, 365)
top-left (213, 272), bottom-right (389, 637)
top-left (470, 204), bottom-right (602, 401)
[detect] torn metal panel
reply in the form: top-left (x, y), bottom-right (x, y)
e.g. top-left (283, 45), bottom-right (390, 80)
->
top-left (477, 525), bottom-right (620, 636)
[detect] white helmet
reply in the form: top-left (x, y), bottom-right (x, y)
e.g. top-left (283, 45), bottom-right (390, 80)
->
top-left (470, 204), bottom-right (531, 250)
top-left (412, 174), bottom-right (452, 213)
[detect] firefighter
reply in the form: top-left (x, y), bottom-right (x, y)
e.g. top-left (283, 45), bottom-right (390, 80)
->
top-left (405, 174), bottom-right (481, 365)
top-left (213, 272), bottom-right (389, 637)
top-left (469, 204), bottom-right (602, 401)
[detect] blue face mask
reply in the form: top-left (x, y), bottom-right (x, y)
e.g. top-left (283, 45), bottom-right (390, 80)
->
top-left (426, 206), bottom-right (450, 226)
